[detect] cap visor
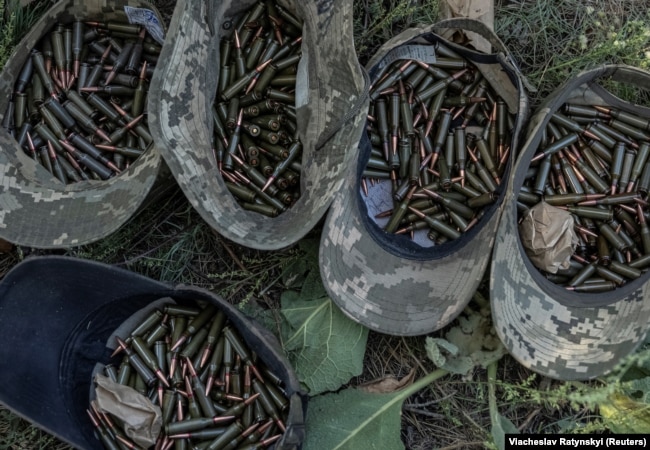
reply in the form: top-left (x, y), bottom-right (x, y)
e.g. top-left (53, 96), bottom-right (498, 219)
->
top-left (491, 65), bottom-right (650, 380)
top-left (0, 256), bottom-right (306, 450)
top-left (491, 187), bottom-right (650, 380)
top-left (0, 256), bottom-right (171, 449)
top-left (319, 137), bottom-right (506, 336)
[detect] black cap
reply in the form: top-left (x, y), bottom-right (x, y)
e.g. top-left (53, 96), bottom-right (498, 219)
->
top-left (0, 256), bottom-right (306, 449)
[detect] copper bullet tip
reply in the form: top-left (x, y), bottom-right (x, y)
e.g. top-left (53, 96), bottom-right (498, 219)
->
top-left (139, 60), bottom-right (148, 80)
top-left (170, 334), bottom-right (188, 352)
top-left (95, 128), bottom-right (112, 143)
top-left (156, 370), bottom-right (170, 388)
top-left (261, 176), bottom-right (275, 193)
top-left (212, 415), bottom-right (236, 424)
top-left (234, 29), bottom-right (241, 49)
top-left (399, 60), bottom-right (413, 72)
top-left (205, 376), bottom-right (215, 396)
top-left (255, 58), bottom-right (272, 73)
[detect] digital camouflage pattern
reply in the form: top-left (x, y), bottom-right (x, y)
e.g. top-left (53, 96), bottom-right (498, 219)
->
top-left (319, 19), bottom-right (530, 336)
top-left (0, 0), bottom-right (166, 248)
top-left (147, 0), bottom-right (368, 251)
top-left (0, 256), bottom-right (306, 450)
top-left (491, 65), bottom-right (650, 380)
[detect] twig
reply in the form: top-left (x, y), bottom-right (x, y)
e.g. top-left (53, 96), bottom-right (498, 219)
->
top-left (518, 407), bottom-right (542, 432)
top-left (437, 441), bottom-right (486, 450)
top-left (401, 336), bottom-right (429, 374)
top-left (405, 390), bottom-right (457, 408)
top-left (402, 406), bottom-right (445, 419)
top-left (216, 233), bottom-right (248, 273)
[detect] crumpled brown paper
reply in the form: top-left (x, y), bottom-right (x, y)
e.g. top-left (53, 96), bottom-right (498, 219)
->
top-left (519, 202), bottom-right (578, 273)
top-left (94, 374), bottom-right (162, 447)
top-left (439, 0), bottom-right (494, 54)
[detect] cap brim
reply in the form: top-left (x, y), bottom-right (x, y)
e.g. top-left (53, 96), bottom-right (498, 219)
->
top-left (148, 0), bottom-right (368, 250)
top-left (319, 24), bottom-right (530, 336)
top-left (491, 65), bottom-right (650, 380)
top-left (0, 256), bottom-right (306, 450)
top-left (492, 198), bottom-right (650, 380)
top-left (0, 0), bottom-right (165, 249)
top-left (319, 132), bottom-right (507, 336)
top-left (0, 257), bottom-right (171, 449)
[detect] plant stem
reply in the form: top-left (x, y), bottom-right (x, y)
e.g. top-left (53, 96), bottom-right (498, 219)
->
top-left (488, 361), bottom-right (498, 423)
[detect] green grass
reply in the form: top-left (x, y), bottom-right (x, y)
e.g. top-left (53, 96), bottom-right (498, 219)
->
top-left (353, 0), bottom-right (440, 62)
top-left (2, 0), bottom-right (650, 448)
top-left (495, 0), bottom-right (650, 106)
top-left (0, 0), bottom-right (51, 68)
top-left (0, 405), bottom-right (72, 450)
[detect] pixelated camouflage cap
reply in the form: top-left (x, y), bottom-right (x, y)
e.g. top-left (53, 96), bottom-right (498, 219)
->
top-left (0, 256), bottom-right (306, 450)
top-left (491, 65), bottom-right (650, 380)
top-left (319, 19), bottom-right (529, 336)
top-left (0, 0), bottom-right (167, 249)
top-left (147, 0), bottom-right (368, 251)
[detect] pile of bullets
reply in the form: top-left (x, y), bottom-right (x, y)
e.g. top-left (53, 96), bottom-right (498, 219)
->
top-left (517, 103), bottom-right (650, 292)
top-left (212, 1), bottom-right (303, 218)
top-left (89, 301), bottom-right (290, 450)
top-left (363, 43), bottom-right (514, 244)
top-left (2, 18), bottom-right (159, 183)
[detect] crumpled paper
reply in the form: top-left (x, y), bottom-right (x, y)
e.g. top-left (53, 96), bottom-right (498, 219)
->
top-left (94, 373), bottom-right (162, 447)
top-left (519, 202), bottom-right (578, 273)
top-left (439, 0), bottom-right (494, 54)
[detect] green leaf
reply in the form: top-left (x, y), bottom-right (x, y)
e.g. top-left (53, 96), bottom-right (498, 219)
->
top-left (304, 369), bottom-right (448, 450)
top-left (627, 377), bottom-right (650, 403)
top-left (305, 389), bottom-right (406, 450)
top-left (425, 337), bottom-right (474, 375)
top-left (280, 291), bottom-right (369, 394)
top-left (237, 299), bottom-right (280, 340)
top-left (300, 264), bottom-right (327, 301)
top-left (599, 391), bottom-right (650, 433)
top-left (596, 347), bottom-right (650, 433)
top-left (280, 239), bottom-right (320, 290)
top-left (487, 360), bottom-right (518, 450)
top-left (491, 413), bottom-right (519, 450)
top-left (425, 305), bottom-right (506, 375)
top-left (278, 237), bottom-right (368, 394)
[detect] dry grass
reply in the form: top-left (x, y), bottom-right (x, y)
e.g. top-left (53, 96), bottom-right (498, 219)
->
top-left (496, 0), bottom-right (650, 107)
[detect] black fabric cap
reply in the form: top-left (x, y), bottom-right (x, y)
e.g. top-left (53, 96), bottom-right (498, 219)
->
top-left (0, 256), bottom-right (305, 450)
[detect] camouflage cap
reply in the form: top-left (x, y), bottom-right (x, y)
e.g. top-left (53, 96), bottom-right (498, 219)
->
top-left (320, 20), bottom-right (529, 336)
top-left (147, 0), bottom-right (368, 251)
top-left (491, 65), bottom-right (650, 380)
top-left (0, 0), bottom-right (166, 249)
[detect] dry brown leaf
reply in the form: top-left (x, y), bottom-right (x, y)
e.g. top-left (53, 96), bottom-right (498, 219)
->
top-left (0, 239), bottom-right (13, 254)
top-left (359, 367), bottom-right (416, 394)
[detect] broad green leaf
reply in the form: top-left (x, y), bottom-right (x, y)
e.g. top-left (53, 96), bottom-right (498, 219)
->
top-left (280, 291), bottom-right (368, 394)
top-left (305, 389), bottom-right (405, 450)
top-left (627, 377), bottom-right (650, 404)
top-left (488, 360), bottom-right (518, 450)
top-left (491, 413), bottom-right (519, 450)
top-left (304, 369), bottom-right (447, 450)
top-left (300, 263), bottom-right (327, 301)
top-left (280, 239), bottom-right (320, 289)
top-left (237, 299), bottom-right (281, 340)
